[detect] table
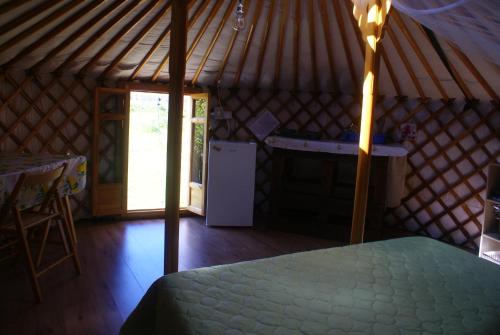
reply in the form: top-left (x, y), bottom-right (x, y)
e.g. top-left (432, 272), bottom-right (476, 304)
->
top-left (265, 135), bottom-right (408, 207)
top-left (265, 136), bottom-right (408, 241)
top-left (265, 135), bottom-right (409, 157)
top-left (0, 153), bottom-right (87, 242)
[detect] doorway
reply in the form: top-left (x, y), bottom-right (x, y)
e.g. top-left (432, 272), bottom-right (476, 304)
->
top-left (127, 92), bottom-right (187, 210)
top-left (127, 91), bottom-right (208, 213)
top-left (91, 88), bottom-right (209, 216)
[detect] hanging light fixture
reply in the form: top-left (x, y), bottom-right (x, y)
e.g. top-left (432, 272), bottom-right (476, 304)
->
top-left (233, 0), bottom-right (245, 31)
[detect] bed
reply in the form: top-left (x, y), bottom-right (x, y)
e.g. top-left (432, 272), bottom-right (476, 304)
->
top-left (121, 237), bottom-right (500, 334)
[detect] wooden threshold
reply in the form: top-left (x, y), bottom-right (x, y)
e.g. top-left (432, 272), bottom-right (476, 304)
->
top-left (123, 208), bottom-right (199, 220)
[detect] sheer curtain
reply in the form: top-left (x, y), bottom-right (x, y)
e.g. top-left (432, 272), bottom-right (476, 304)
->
top-left (392, 0), bottom-right (500, 66)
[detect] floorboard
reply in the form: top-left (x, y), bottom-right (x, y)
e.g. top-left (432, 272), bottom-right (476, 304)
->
top-left (0, 217), bottom-right (342, 335)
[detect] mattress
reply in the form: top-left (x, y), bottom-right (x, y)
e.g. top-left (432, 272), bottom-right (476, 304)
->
top-left (121, 237), bottom-right (500, 335)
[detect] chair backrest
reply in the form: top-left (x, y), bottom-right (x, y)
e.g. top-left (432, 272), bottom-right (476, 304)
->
top-left (8, 163), bottom-right (68, 212)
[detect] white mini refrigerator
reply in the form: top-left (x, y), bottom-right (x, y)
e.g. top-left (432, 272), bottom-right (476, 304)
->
top-left (206, 140), bottom-right (257, 227)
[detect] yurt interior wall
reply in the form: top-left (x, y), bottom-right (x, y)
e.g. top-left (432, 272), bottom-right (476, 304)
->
top-left (3, 1), bottom-right (500, 334)
top-left (1, 0), bottom-right (498, 251)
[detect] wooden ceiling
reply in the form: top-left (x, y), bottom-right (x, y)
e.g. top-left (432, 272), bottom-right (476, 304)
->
top-left (0, 0), bottom-right (498, 100)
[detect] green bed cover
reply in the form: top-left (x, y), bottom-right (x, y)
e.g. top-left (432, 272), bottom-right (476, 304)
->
top-left (121, 237), bottom-right (500, 334)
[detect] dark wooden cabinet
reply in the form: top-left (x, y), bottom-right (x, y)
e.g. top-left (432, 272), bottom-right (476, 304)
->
top-left (270, 148), bottom-right (388, 242)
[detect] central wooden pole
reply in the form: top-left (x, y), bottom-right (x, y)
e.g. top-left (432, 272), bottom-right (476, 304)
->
top-left (350, 0), bottom-right (383, 244)
top-left (164, 0), bottom-right (187, 274)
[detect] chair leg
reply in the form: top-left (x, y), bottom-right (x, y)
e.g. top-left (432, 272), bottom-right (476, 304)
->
top-left (68, 228), bottom-right (81, 275)
top-left (14, 211), bottom-right (43, 303)
top-left (57, 197), bottom-right (81, 275)
top-left (67, 221), bottom-right (81, 275)
top-left (56, 218), bottom-right (70, 256)
top-left (63, 196), bottom-right (77, 245)
top-left (36, 219), bottom-right (52, 268)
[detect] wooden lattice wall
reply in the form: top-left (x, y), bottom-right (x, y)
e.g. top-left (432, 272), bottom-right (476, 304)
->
top-left (0, 70), bottom-right (110, 218)
top-left (213, 88), bottom-right (500, 250)
top-left (1, 70), bottom-right (499, 250)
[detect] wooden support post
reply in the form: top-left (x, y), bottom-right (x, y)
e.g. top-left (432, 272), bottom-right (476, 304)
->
top-left (164, 0), bottom-right (187, 275)
top-left (350, 0), bottom-right (390, 244)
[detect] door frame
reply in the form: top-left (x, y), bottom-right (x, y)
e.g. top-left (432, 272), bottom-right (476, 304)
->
top-left (123, 83), bottom-right (210, 217)
top-left (92, 87), bottom-right (130, 216)
top-left (185, 92), bottom-right (211, 216)
top-left (125, 82), bottom-right (206, 95)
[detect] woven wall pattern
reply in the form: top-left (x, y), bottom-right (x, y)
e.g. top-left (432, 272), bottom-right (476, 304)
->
top-left (213, 88), bottom-right (500, 250)
top-left (0, 71), bottom-right (105, 218)
top-left (1, 71), bottom-right (499, 250)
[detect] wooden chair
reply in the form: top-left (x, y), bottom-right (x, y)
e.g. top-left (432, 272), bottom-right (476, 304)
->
top-left (0, 200), bottom-right (18, 262)
top-left (1, 164), bottom-right (81, 302)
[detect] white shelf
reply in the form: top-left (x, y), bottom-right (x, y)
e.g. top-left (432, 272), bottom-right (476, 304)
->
top-left (481, 251), bottom-right (500, 265)
top-left (483, 232), bottom-right (500, 243)
top-left (265, 136), bottom-right (408, 157)
top-left (480, 164), bottom-right (500, 265)
top-left (486, 197), bottom-right (500, 205)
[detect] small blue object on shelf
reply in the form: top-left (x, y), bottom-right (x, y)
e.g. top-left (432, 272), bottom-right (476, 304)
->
top-left (340, 131), bottom-right (385, 144)
top-left (490, 192), bottom-right (500, 202)
top-left (340, 131), bottom-right (358, 142)
top-left (373, 134), bottom-right (386, 144)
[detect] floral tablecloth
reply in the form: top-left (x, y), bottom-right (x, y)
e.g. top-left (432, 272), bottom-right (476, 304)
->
top-left (0, 153), bottom-right (86, 210)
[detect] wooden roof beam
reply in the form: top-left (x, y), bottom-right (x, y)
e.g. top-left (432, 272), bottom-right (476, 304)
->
top-left (347, 3), bottom-right (365, 50)
top-left (53, 0), bottom-right (142, 75)
top-left (152, 0), bottom-right (218, 82)
top-left (345, 2), bottom-right (364, 58)
top-left (99, 1), bottom-right (172, 80)
top-left (2, 1), bottom-right (105, 69)
top-left (292, 0), bottom-right (301, 91)
top-left (449, 43), bottom-right (499, 102)
top-left (30, 0), bottom-right (125, 74)
top-left (78, 0), bottom-right (161, 77)
top-left (185, 0), bottom-right (225, 64)
top-left (254, 0), bottom-right (276, 89)
top-left (215, 0), bottom-right (249, 85)
top-left (0, 0), bottom-right (62, 37)
top-left (307, 0), bottom-right (319, 93)
top-left (416, 24), bottom-right (473, 100)
top-left (131, 0), bottom-right (201, 81)
top-left (0, 1), bottom-right (27, 17)
top-left (392, 11), bottom-right (449, 100)
top-left (318, 0), bottom-right (338, 93)
top-left (128, 22), bottom-right (171, 81)
top-left (191, 1), bottom-right (235, 85)
top-left (0, 1), bottom-right (83, 55)
top-left (332, 0), bottom-right (359, 92)
top-left (378, 44), bottom-right (402, 97)
top-left (386, 24), bottom-right (426, 98)
top-left (233, 1), bottom-right (264, 87)
top-left (273, 0), bottom-right (290, 90)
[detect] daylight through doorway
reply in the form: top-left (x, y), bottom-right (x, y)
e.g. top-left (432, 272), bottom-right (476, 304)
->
top-left (127, 91), bottom-right (192, 211)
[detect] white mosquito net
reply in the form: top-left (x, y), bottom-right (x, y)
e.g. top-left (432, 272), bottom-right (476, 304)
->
top-left (392, 0), bottom-right (500, 66)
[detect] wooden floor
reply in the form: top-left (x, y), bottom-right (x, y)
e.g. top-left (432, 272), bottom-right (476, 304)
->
top-left (0, 217), bottom-right (342, 335)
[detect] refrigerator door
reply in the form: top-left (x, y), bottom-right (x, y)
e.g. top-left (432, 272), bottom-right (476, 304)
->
top-left (206, 141), bottom-right (257, 226)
